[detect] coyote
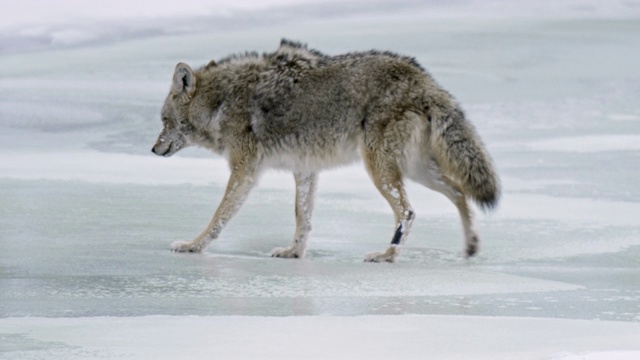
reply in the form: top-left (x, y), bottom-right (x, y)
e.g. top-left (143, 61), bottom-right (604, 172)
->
top-left (152, 39), bottom-right (500, 262)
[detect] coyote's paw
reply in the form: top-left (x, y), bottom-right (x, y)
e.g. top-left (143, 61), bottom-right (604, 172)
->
top-left (271, 247), bottom-right (302, 259)
top-left (364, 248), bottom-right (397, 263)
top-left (465, 235), bottom-right (479, 258)
top-left (170, 240), bottom-right (203, 253)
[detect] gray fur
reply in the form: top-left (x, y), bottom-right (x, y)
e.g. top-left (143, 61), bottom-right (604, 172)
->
top-left (152, 39), bottom-right (500, 261)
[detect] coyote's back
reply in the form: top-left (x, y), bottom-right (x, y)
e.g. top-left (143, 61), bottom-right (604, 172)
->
top-left (152, 39), bottom-right (500, 261)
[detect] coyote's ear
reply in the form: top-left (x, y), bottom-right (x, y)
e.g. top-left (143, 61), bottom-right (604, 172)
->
top-left (172, 62), bottom-right (196, 98)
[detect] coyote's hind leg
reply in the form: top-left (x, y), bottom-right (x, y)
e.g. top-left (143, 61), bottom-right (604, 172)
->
top-left (440, 175), bottom-right (479, 257)
top-left (363, 154), bottom-right (415, 263)
top-left (408, 161), bottom-right (479, 258)
top-left (271, 172), bottom-right (317, 259)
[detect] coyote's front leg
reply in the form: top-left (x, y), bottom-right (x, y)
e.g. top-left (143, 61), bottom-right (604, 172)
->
top-left (271, 172), bottom-right (317, 259)
top-left (171, 165), bottom-right (257, 253)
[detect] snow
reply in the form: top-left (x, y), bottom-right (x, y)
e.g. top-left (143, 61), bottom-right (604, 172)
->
top-left (2, 1), bottom-right (640, 359)
top-left (1, 315), bottom-right (639, 360)
top-left (552, 352), bottom-right (640, 360)
top-left (528, 135), bottom-right (640, 153)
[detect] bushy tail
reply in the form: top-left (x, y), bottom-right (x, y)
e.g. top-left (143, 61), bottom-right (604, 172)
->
top-left (428, 103), bottom-right (501, 211)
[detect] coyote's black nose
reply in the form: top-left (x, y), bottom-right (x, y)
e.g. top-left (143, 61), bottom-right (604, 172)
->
top-left (151, 147), bottom-right (156, 154)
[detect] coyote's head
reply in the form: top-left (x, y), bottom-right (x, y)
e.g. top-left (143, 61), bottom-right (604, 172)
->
top-left (151, 63), bottom-right (197, 157)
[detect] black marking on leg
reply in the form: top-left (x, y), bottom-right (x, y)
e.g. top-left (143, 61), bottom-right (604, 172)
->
top-left (391, 223), bottom-right (404, 245)
top-left (407, 210), bottom-right (415, 221)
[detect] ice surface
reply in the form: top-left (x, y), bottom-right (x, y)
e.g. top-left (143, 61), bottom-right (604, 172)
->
top-left (1, 1), bottom-right (640, 358)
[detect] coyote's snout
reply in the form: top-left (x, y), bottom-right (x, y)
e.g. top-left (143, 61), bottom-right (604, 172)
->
top-left (151, 127), bottom-right (187, 157)
top-left (152, 39), bottom-right (500, 262)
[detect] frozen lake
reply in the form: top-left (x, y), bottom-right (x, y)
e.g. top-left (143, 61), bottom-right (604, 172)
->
top-left (1, 1), bottom-right (640, 358)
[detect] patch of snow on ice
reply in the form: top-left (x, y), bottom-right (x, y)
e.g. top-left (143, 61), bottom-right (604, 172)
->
top-left (608, 114), bottom-right (640, 122)
top-left (528, 135), bottom-right (640, 153)
top-left (550, 351), bottom-right (640, 360)
top-left (1, 315), bottom-right (639, 360)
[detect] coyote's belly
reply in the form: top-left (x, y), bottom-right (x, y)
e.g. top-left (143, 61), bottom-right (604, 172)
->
top-left (261, 134), bottom-right (362, 172)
